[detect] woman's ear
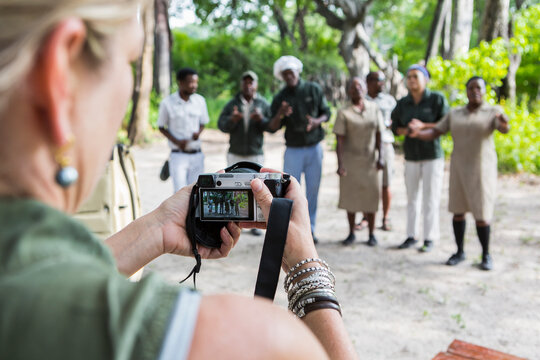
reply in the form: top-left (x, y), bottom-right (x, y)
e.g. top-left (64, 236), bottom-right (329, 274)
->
top-left (29, 18), bottom-right (87, 147)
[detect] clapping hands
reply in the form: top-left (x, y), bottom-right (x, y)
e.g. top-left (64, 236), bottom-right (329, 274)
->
top-left (230, 105), bottom-right (243, 123)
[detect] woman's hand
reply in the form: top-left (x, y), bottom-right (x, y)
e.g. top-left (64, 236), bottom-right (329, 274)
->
top-left (495, 113), bottom-right (510, 133)
top-left (337, 165), bottom-right (347, 177)
top-left (156, 184), bottom-right (241, 259)
top-left (408, 118), bottom-right (424, 133)
top-left (239, 169), bottom-right (318, 272)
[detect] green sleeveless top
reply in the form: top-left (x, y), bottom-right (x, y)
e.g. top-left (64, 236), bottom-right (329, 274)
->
top-left (0, 198), bottom-right (187, 359)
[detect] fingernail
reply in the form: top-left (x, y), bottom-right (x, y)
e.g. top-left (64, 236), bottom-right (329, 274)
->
top-left (251, 178), bottom-right (263, 192)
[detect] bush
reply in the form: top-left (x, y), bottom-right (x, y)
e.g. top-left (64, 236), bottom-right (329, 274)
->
top-left (495, 99), bottom-right (540, 174)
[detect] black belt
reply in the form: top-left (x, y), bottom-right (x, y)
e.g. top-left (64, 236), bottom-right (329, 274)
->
top-left (172, 149), bottom-right (201, 154)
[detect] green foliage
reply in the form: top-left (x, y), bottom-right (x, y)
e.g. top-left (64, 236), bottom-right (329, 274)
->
top-left (370, 0), bottom-right (437, 71)
top-left (427, 39), bottom-right (509, 106)
top-left (495, 99), bottom-right (540, 174)
top-left (171, 30), bottom-right (278, 99)
top-left (148, 90), bottom-right (163, 130)
top-left (205, 97), bottom-right (229, 128)
top-left (512, 4), bottom-right (540, 100)
top-left (170, 24), bottom-right (344, 100)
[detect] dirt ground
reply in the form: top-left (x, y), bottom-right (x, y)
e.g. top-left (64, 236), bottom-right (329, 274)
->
top-left (132, 129), bottom-right (540, 360)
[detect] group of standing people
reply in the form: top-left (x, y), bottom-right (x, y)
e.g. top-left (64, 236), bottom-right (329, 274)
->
top-left (334, 64), bottom-right (509, 271)
top-left (159, 55), bottom-right (330, 242)
top-left (158, 58), bottom-right (509, 271)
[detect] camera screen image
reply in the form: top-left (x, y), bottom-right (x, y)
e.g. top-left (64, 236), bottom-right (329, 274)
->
top-left (200, 189), bottom-right (254, 221)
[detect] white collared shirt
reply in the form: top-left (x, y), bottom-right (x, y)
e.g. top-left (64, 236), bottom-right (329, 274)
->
top-left (157, 92), bottom-right (210, 151)
top-left (366, 92), bottom-right (396, 143)
top-left (240, 95), bottom-right (254, 133)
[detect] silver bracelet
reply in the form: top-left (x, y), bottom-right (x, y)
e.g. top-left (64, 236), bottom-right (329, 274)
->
top-left (287, 272), bottom-right (335, 298)
top-left (286, 258), bottom-right (329, 279)
top-left (284, 266), bottom-right (332, 291)
top-left (286, 268), bottom-right (335, 294)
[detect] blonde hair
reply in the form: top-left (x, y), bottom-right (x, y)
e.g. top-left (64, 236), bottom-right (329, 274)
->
top-left (0, 0), bottom-right (147, 112)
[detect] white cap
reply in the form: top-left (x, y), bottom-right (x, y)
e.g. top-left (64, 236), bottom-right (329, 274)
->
top-left (273, 55), bottom-right (303, 81)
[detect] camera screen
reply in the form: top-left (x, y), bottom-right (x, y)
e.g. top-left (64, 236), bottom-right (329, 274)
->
top-left (200, 189), bottom-right (254, 221)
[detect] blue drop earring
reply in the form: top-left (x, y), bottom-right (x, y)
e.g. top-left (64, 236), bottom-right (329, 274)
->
top-left (54, 136), bottom-right (79, 188)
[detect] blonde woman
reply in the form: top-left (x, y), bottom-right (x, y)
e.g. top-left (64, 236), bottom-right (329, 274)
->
top-left (0, 1), bottom-right (357, 359)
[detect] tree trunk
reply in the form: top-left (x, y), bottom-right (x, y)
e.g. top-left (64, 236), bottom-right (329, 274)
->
top-left (425, 0), bottom-right (452, 63)
top-left (293, 2), bottom-right (309, 52)
top-left (271, 3), bottom-right (294, 44)
top-left (479, 0), bottom-right (509, 41)
top-left (440, 7), bottom-right (452, 58)
top-left (499, 1), bottom-right (524, 102)
top-left (338, 23), bottom-right (370, 78)
top-left (502, 51), bottom-right (520, 101)
top-left (154, 0), bottom-right (171, 96)
top-left (128, 3), bottom-right (154, 145)
top-left (449, 0), bottom-right (473, 58)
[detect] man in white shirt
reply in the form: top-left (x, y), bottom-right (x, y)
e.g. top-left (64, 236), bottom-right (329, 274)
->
top-left (366, 71), bottom-right (397, 231)
top-left (158, 68), bottom-right (209, 192)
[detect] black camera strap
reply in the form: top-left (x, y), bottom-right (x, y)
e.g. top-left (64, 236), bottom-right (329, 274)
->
top-left (254, 198), bottom-right (293, 300)
top-left (181, 184), bottom-right (203, 288)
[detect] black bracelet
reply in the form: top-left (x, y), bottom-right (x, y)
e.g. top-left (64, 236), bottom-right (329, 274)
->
top-left (292, 293), bottom-right (340, 314)
top-left (303, 301), bottom-right (342, 317)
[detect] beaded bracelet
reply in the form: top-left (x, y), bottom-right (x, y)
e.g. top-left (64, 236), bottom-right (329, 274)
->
top-left (286, 258), bottom-right (330, 279)
top-left (287, 274), bottom-right (335, 300)
top-left (284, 259), bottom-right (330, 289)
top-left (287, 270), bottom-right (335, 295)
top-left (284, 266), bottom-right (330, 290)
top-left (283, 266), bottom-right (335, 291)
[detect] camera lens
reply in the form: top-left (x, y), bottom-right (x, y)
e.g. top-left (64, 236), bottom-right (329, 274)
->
top-left (216, 181), bottom-right (222, 186)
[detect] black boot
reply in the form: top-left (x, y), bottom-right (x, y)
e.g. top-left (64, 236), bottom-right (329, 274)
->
top-left (453, 219), bottom-right (466, 254)
top-left (447, 219), bottom-right (466, 265)
top-left (367, 234), bottom-right (378, 247)
top-left (477, 225), bottom-right (492, 270)
top-left (342, 233), bottom-right (355, 246)
top-left (446, 252), bottom-right (466, 266)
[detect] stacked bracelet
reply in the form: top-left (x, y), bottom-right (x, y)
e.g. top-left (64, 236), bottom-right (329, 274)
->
top-left (285, 258), bottom-right (342, 318)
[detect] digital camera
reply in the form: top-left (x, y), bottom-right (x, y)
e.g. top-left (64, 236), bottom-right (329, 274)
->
top-left (186, 162), bottom-right (290, 248)
top-left (196, 172), bottom-right (289, 222)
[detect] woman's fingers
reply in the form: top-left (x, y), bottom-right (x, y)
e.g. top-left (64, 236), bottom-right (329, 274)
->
top-left (250, 178), bottom-right (274, 221)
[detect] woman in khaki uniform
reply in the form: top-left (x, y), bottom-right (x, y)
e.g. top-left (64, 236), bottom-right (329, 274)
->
top-left (335, 78), bottom-right (384, 246)
top-left (409, 76), bottom-right (509, 270)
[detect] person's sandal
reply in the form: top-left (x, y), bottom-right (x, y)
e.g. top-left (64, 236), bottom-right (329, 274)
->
top-left (355, 217), bottom-right (368, 230)
top-left (380, 218), bottom-right (392, 231)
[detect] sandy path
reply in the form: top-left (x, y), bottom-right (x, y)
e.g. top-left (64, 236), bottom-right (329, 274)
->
top-left (132, 129), bottom-right (540, 359)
